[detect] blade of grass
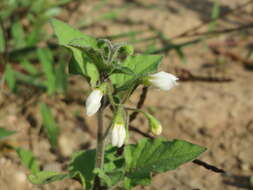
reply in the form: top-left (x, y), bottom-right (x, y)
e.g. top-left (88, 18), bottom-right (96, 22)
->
top-left (37, 48), bottom-right (56, 95)
top-left (40, 103), bottom-right (59, 149)
top-left (0, 127), bottom-right (16, 140)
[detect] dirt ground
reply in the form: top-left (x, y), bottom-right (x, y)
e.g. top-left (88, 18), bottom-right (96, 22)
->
top-left (1, 0), bottom-right (253, 190)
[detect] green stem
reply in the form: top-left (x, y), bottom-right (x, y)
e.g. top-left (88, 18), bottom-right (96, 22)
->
top-left (107, 79), bottom-right (117, 109)
top-left (93, 97), bottom-right (107, 190)
top-left (95, 99), bottom-right (106, 169)
top-left (125, 107), bottom-right (143, 113)
top-left (125, 107), bottom-right (148, 117)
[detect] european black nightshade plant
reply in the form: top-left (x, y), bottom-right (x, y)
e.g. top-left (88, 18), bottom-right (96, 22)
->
top-left (24, 19), bottom-right (206, 190)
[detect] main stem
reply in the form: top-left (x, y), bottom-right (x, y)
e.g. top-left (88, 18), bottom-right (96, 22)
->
top-left (93, 97), bottom-right (106, 190)
top-left (95, 101), bottom-right (105, 169)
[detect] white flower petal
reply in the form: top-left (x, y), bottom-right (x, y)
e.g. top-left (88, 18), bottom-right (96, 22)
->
top-left (117, 124), bottom-right (126, 147)
top-left (151, 124), bottom-right (162, 135)
top-left (111, 123), bottom-right (126, 147)
top-left (149, 71), bottom-right (178, 91)
top-left (111, 124), bottom-right (119, 147)
top-left (86, 102), bottom-right (101, 116)
top-left (86, 89), bottom-right (103, 116)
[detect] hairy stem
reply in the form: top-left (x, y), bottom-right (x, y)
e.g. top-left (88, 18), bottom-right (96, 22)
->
top-left (93, 97), bottom-right (107, 190)
top-left (95, 105), bottom-right (105, 169)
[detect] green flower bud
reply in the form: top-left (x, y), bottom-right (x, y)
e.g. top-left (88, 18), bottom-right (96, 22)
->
top-left (145, 113), bottom-right (162, 135)
top-left (119, 45), bottom-right (134, 56)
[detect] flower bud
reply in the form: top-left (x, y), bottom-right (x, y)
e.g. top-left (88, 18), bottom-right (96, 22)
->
top-left (148, 71), bottom-right (178, 91)
top-left (86, 89), bottom-right (103, 116)
top-left (111, 123), bottom-right (126, 147)
top-left (145, 113), bottom-right (162, 135)
top-left (111, 108), bottom-right (126, 147)
top-left (119, 45), bottom-right (134, 56)
top-left (86, 83), bottom-right (107, 116)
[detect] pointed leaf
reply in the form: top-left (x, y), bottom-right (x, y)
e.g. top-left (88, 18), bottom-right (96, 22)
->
top-left (50, 19), bottom-right (97, 49)
top-left (16, 147), bottom-right (40, 174)
top-left (55, 62), bottom-right (68, 93)
top-left (111, 64), bottom-right (135, 75)
top-left (4, 64), bottom-right (16, 92)
top-left (68, 43), bottom-right (107, 71)
top-left (40, 103), bottom-right (59, 149)
top-left (123, 138), bottom-right (206, 189)
top-left (0, 24), bottom-right (5, 52)
top-left (67, 146), bottom-right (123, 189)
top-left (37, 48), bottom-right (56, 95)
top-left (11, 21), bottom-right (25, 49)
top-left (20, 60), bottom-right (38, 75)
top-left (110, 55), bottom-right (162, 91)
top-left (68, 150), bottom-right (96, 190)
top-left (28, 171), bottom-right (73, 185)
top-left (51, 19), bottom-right (99, 84)
top-left (0, 127), bottom-right (16, 140)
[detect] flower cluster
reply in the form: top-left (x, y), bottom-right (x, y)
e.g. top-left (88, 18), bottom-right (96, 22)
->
top-left (85, 71), bottom-right (178, 147)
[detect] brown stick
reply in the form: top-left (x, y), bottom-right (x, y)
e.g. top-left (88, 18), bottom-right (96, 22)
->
top-left (209, 45), bottom-right (253, 69)
top-left (171, 0), bottom-right (253, 39)
top-left (129, 86), bottom-right (149, 123)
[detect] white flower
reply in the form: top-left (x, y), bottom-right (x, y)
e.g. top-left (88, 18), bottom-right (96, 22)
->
top-left (111, 123), bottom-right (126, 147)
top-left (86, 89), bottom-right (103, 116)
top-left (149, 71), bottom-right (178, 91)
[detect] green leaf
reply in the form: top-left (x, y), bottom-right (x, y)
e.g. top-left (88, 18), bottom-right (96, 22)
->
top-left (86, 61), bottom-right (99, 87)
top-left (26, 27), bottom-right (41, 46)
top-left (68, 56), bottom-right (84, 75)
top-left (111, 64), bottom-right (135, 75)
top-left (0, 24), bottom-right (5, 52)
top-left (123, 138), bottom-right (206, 189)
top-left (14, 72), bottom-right (46, 89)
top-left (68, 146), bottom-right (124, 189)
top-left (175, 47), bottom-right (187, 64)
top-left (21, 60), bottom-right (38, 75)
top-left (16, 147), bottom-right (39, 174)
top-left (68, 42), bottom-right (107, 71)
top-left (93, 168), bottom-right (113, 187)
top-left (68, 57), bottom-right (99, 87)
top-left (94, 168), bottom-right (124, 188)
top-left (45, 7), bottom-right (61, 18)
top-left (30, 0), bottom-right (45, 13)
top-left (68, 149), bottom-right (96, 190)
top-left (28, 171), bottom-right (73, 185)
top-left (99, 146), bottom-right (125, 188)
top-left (208, 2), bottom-right (220, 32)
top-left (4, 64), bottom-right (16, 92)
top-left (110, 55), bottom-right (162, 91)
top-left (37, 48), bottom-right (56, 95)
top-left (51, 19), bottom-right (99, 84)
top-left (0, 127), bottom-right (15, 140)
top-left (50, 19), bottom-right (97, 49)
top-left (40, 103), bottom-right (59, 149)
top-left (11, 21), bottom-right (26, 49)
top-left (55, 62), bottom-right (68, 93)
